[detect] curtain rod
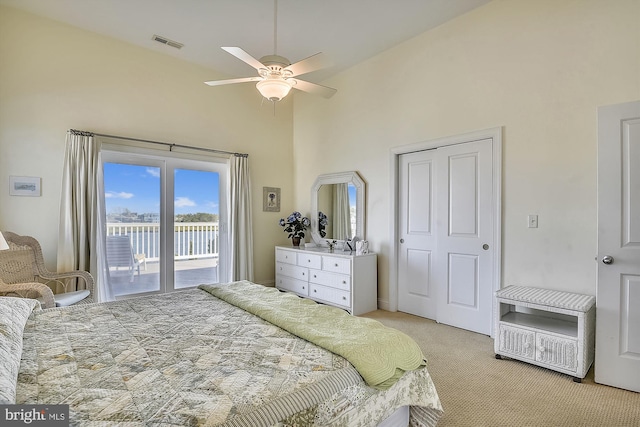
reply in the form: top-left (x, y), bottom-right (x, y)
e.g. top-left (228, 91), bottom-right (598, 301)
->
top-left (69, 129), bottom-right (248, 157)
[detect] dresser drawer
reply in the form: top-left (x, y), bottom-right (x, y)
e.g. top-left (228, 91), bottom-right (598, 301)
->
top-left (309, 269), bottom-right (350, 292)
top-left (536, 332), bottom-right (578, 373)
top-left (276, 249), bottom-right (297, 265)
top-left (297, 252), bottom-right (322, 269)
top-left (322, 256), bottom-right (351, 275)
top-left (309, 284), bottom-right (350, 308)
top-left (276, 262), bottom-right (308, 281)
top-left (497, 323), bottom-right (535, 361)
top-left (277, 275), bottom-right (309, 296)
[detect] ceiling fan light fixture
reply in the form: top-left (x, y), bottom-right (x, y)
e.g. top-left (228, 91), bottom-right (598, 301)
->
top-left (256, 78), bottom-right (293, 101)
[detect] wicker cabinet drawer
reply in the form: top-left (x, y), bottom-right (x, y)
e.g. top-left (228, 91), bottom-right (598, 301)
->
top-left (494, 286), bottom-right (595, 381)
top-left (309, 269), bottom-right (350, 291)
top-left (497, 323), bottom-right (535, 361)
top-left (536, 332), bottom-right (578, 373)
top-left (309, 284), bottom-right (350, 308)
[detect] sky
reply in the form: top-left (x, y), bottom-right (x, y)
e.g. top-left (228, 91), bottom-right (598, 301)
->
top-left (349, 184), bottom-right (356, 207)
top-left (103, 163), bottom-right (219, 215)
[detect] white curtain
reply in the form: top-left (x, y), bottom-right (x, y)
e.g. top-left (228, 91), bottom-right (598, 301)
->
top-left (58, 130), bottom-right (113, 302)
top-left (228, 154), bottom-right (254, 281)
top-left (333, 183), bottom-right (352, 240)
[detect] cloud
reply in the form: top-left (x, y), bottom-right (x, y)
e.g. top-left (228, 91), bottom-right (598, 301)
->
top-left (205, 201), bottom-right (219, 210)
top-left (175, 197), bottom-right (196, 208)
top-left (146, 168), bottom-right (160, 178)
top-left (105, 191), bottom-right (134, 199)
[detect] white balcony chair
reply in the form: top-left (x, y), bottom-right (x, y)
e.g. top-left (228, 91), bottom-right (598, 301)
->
top-left (106, 235), bottom-right (142, 282)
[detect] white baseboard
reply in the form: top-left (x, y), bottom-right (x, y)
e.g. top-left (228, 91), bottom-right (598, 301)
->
top-left (256, 279), bottom-right (275, 287)
top-left (377, 298), bottom-right (393, 312)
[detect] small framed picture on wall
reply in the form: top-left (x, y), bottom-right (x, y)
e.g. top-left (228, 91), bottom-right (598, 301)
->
top-left (263, 187), bottom-right (280, 212)
top-left (9, 176), bottom-right (41, 197)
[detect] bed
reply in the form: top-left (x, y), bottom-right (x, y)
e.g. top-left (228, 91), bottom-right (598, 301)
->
top-left (2, 281), bottom-right (442, 426)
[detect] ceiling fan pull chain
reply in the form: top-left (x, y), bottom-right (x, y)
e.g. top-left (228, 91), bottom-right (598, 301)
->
top-left (273, 0), bottom-right (278, 56)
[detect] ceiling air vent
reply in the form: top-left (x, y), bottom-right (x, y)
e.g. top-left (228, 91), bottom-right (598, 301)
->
top-left (152, 34), bottom-right (183, 49)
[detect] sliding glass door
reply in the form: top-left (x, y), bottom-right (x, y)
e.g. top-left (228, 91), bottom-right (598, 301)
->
top-left (101, 148), bottom-right (226, 298)
top-left (172, 167), bottom-right (220, 289)
top-left (103, 161), bottom-right (162, 296)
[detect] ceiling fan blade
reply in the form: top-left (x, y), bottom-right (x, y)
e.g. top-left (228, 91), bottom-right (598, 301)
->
top-left (291, 79), bottom-right (337, 98)
top-left (284, 52), bottom-right (331, 77)
top-left (221, 47), bottom-right (266, 71)
top-left (204, 77), bottom-right (262, 86)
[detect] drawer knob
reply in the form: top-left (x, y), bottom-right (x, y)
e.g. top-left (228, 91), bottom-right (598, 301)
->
top-left (335, 263), bottom-right (339, 267)
top-left (302, 286), bottom-right (305, 289)
top-left (314, 289), bottom-right (317, 293)
top-left (342, 296), bottom-right (346, 300)
top-left (302, 272), bottom-right (305, 276)
top-left (308, 259), bottom-right (311, 263)
top-left (342, 280), bottom-right (346, 284)
top-left (313, 274), bottom-right (317, 278)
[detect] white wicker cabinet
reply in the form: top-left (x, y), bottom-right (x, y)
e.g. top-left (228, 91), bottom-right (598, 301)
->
top-left (494, 286), bottom-right (595, 382)
top-left (275, 246), bottom-right (377, 315)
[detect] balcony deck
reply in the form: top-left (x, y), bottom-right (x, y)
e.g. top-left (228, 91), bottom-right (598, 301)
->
top-left (110, 258), bottom-right (218, 297)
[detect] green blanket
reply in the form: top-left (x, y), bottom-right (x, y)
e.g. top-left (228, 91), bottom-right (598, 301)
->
top-left (199, 281), bottom-right (426, 390)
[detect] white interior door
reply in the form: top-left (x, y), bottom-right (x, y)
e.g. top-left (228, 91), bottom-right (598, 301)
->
top-left (397, 138), bottom-right (494, 335)
top-left (596, 100), bottom-right (640, 392)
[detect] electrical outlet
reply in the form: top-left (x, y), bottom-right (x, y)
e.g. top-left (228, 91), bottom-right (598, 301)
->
top-left (528, 214), bottom-right (538, 228)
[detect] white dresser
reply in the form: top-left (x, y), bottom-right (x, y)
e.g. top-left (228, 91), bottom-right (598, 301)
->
top-left (275, 246), bottom-right (377, 315)
top-left (494, 286), bottom-right (596, 382)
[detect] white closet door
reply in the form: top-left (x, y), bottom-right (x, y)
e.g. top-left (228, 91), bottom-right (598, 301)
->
top-left (398, 150), bottom-right (437, 319)
top-left (397, 138), bottom-right (494, 335)
top-left (434, 139), bottom-right (493, 335)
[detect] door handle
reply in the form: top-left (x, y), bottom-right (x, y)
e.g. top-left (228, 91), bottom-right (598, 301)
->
top-left (602, 255), bottom-right (614, 265)
top-left (400, 238), bottom-right (404, 244)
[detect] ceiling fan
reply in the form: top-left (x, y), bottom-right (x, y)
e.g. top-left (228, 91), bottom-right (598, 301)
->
top-left (204, 0), bottom-right (336, 102)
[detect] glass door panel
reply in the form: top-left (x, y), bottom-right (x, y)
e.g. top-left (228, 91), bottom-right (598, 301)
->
top-left (103, 162), bottom-right (161, 297)
top-left (173, 168), bottom-right (220, 289)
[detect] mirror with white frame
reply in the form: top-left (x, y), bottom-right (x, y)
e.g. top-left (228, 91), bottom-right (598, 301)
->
top-left (310, 171), bottom-right (365, 246)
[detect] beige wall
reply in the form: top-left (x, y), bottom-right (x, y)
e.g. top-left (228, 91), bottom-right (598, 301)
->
top-left (293, 0), bottom-right (640, 305)
top-left (3, 1), bottom-right (639, 303)
top-left (0, 6), bottom-right (295, 284)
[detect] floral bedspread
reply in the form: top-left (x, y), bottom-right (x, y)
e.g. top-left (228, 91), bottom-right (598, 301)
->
top-left (16, 288), bottom-right (442, 426)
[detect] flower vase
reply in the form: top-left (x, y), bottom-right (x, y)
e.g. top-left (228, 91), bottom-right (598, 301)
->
top-left (292, 236), bottom-right (301, 247)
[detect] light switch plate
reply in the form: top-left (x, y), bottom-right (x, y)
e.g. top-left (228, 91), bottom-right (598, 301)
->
top-left (528, 214), bottom-right (538, 228)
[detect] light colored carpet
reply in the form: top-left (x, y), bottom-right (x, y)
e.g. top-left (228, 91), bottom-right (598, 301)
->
top-left (363, 310), bottom-right (640, 427)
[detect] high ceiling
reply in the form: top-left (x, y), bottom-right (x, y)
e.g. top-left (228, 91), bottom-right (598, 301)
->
top-left (0, 0), bottom-right (490, 82)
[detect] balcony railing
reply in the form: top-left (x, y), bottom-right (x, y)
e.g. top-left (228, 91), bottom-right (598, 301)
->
top-left (107, 222), bottom-right (219, 261)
